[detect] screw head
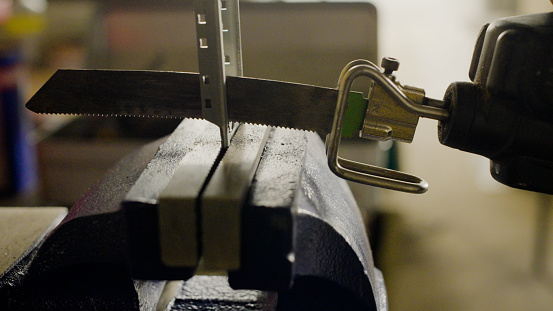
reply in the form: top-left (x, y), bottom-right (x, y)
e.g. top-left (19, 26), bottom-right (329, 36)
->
top-left (381, 57), bottom-right (400, 75)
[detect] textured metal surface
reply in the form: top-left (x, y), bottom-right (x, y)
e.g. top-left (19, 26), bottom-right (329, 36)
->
top-left (26, 70), bottom-right (338, 135)
top-left (373, 269), bottom-right (389, 311)
top-left (29, 138), bottom-right (165, 277)
top-left (134, 280), bottom-right (168, 311)
top-left (201, 124), bottom-right (270, 270)
top-left (125, 119), bottom-right (216, 204)
top-left (300, 134), bottom-right (375, 276)
top-left (275, 132), bottom-right (385, 311)
top-left (0, 137), bottom-right (166, 310)
top-left (124, 119), bottom-right (216, 279)
top-left (1, 118), bottom-right (386, 310)
top-left (247, 129), bottom-right (307, 208)
top-left (229, 128), bottom-right (305, 290)
top-left (166, 276), bottom-right (277, 311)
top-left (157, 121), bottom-right (221, 267)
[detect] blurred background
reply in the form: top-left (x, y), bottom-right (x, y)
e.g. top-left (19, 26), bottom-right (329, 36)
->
top-left (0, 0), bottom-right (552, 310)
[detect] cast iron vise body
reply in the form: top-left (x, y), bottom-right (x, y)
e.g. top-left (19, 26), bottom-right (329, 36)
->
top-left (0, 119), bottom-right (386, 310)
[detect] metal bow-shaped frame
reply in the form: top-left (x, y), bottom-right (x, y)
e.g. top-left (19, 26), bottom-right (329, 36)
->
top-left (326, 60), bottom-right (449, 193)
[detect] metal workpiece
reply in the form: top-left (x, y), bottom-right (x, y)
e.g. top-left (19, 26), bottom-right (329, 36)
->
top-left (221, 0), bottom-right (243, 78)
top-left (157, 122), bottom-right (222, 268)
top-left (194, 0), bottom-right (243, 149)
top-left (201, 124), bottom-right (270, 271)
top-left (195, 0), bottom-right (232, 147)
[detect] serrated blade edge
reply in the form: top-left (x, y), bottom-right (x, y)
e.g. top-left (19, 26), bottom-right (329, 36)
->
top-left (26, 69), bottom-right (338, 135)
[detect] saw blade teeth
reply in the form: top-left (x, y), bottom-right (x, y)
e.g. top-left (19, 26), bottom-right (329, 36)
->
top-left (29, 109), bottom-right (316, 132)
top-left (231, 120), bottom-right (316, 134)
top-left (28, 111), bottom-right (197, 121)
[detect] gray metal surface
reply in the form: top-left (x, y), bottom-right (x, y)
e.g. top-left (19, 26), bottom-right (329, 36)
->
top-left (195, 0), bottom-right (232, 147)
top-left (228, 128), bottom-right (305, 290)
top-left (165, 276), bottom-right (277, 311)
top-left (222, 0), bottom-right (243, 78)
top-left (26, 70), bottom-right (338, 135)
top-left (274, 131), bottom-right (386, 311)
top-left (125, 119), bottom-right (218, 204)
top-left (124, 119), bottom-right (218, 279)
top-left (0, 122), bottom-right (387, 310)
top-left (247, 129), bottom-right (307, 209)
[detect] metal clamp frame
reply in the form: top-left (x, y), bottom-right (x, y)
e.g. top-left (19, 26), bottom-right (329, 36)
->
top-left (326, 60), bottom-right (449, 193)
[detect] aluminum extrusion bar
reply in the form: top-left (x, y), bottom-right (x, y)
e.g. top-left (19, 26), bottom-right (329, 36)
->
top-left (195, 0), bottom-right (232, 148)
top-left (222, 0), bottom-right (243, 77)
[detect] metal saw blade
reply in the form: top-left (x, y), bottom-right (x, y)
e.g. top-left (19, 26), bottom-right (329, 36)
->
top-left (26, 69), bottom-right (339, 135)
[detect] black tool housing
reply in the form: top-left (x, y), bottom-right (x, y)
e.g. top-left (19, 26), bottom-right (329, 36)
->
top-left (438, 12), bottom-right (553, 194)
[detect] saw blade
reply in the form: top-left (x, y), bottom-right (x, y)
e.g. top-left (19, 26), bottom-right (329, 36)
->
top-left (26, 69), bottom-right (340, 135)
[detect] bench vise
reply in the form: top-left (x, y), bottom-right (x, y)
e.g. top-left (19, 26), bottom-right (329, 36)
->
top-left (0, 119), bottom-right (387, 311)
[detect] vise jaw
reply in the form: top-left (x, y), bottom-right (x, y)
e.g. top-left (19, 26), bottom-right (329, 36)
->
top-left (0, 119), bottom-right (387, 311)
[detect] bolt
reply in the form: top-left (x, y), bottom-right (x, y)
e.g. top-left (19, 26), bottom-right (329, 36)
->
top-left (381, 57), bottom-right (400, 75)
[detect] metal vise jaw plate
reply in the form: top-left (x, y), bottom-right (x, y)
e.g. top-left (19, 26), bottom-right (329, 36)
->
top-left (200, 124), bottom-right (270, 271)
top-left (157, 123), bottom-right (269, 271)
top-left (157, 122), bottom-right (223, 268)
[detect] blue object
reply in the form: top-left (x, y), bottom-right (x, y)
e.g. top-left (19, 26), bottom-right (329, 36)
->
top-left (0, 50), bottom-right (37, 195)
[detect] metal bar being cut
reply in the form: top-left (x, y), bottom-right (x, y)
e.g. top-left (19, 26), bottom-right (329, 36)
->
top-left (195, 0), bottom-right (242, 148)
